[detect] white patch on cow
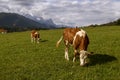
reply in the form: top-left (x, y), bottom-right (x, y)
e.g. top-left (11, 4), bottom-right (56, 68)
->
top-left (80, 57), bottom-right (85, 66)
top-left (73, 29), bottom-right (86, 46)
top-left (34, 32), bottom-right (38, 34)
top-left (65, 40), bottom-right (68, 45)
top-left (76, 29), bottom-right (86, 37)
top-left (80, 50), bottom-right (88, 66)
top-left (73, 35), bottom-right (76, 45)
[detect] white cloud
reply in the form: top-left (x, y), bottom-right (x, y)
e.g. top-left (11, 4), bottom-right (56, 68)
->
top-left (0, 0), bottom-right (120, 26)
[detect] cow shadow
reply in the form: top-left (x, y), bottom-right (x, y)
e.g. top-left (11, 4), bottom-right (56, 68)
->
top-left (88, 53), bottom-right (117, 66)
top-left (40, 39), bottom-right (48, 42)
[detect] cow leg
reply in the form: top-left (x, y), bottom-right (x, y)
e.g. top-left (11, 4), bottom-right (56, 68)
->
top-left (37, 34), bottom-right (40, 43)
top-left (31, 34), bottom-right (33, 43)
top-left (37, 38), bottom-right (40, 43)
top-left (65, 47), bottom-right (69, 61)
top-left (31, 37), bottom-right (34, 43)
top-left (34, 38), bottom-right (36, 43)
top-left (65, 47), bottom-right (69, 60)
top-left (65, 40), bottom-right (69, 60)
top-left (73, 49), bottom-right (78, 62)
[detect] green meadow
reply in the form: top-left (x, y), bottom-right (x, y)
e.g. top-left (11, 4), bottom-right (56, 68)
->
top-left (0, 26), bottom-right (120, 80)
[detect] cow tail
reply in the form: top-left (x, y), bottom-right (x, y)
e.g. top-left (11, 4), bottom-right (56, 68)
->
top-left (56, 36), bottom-right (63, 47)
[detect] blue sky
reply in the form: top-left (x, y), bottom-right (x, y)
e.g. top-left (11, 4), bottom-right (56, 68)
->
top-left (0, 0), bottom-right (120, 26)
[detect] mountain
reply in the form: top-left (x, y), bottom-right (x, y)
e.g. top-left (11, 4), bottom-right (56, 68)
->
top-left (0, 12), bottom-right (56, 32)
top-left (24, 14), bottom-right (57, 28)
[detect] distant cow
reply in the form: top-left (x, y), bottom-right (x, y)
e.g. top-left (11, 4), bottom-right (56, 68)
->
top-left (31, 30), bottom-right (40, 43)
top-left (56, 27), bottom-right (90, 66)
top-left (0, 29), bottom-right (7, 34)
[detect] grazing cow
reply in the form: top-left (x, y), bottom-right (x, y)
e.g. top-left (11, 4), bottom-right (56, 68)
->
top-left (31, 30), bottom-right (40, 43)
top-left (56, 27), bottom-right (90, 66)
top-left (73, 29), bottom-right (90, 66)
top-left (0, 29), bottom-right (7, 34)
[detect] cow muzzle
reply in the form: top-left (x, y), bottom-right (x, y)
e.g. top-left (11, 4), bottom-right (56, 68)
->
top-left (80, 50), bottom-right (93, 66)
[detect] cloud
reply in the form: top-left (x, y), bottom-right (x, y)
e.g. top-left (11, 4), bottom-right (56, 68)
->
top-left (0, 0), bottom-right (120, 26)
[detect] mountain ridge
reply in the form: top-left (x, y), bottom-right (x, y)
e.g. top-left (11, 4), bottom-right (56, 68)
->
top-left (0, 12), bottom-right (56, 32)
top-left (24, 14), bottom-right (57, 28)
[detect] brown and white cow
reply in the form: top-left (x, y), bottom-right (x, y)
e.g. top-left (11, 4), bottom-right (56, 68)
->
top-left (56, 27), bottom-right (90, 66)
top-left (31, 30), bottom-right (40, 43)
top-left (0, 29), bottom-right (7, 34)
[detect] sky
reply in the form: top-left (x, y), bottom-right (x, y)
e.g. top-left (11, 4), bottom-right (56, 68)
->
top-left (0, 0), bottom-right (120, 27)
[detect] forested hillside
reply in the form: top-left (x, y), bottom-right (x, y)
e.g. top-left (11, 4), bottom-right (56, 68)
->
top-left (0, 12), bottom-right (56, 32)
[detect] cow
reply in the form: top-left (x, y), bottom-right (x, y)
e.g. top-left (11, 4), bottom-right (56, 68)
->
top-left (0, 29), bottom-right (7, 34)
top-left (31, 30), bottom-right (40, 43)
top-left (56, 27), bottom-right (91, 66)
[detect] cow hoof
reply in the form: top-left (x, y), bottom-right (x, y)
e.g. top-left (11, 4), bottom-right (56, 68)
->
top-left (66, 58), bottom-right (69, 61)
top-left (80, 64), bottom-right (85, 67)
top-left (65, 58), bottom-right (69, 61)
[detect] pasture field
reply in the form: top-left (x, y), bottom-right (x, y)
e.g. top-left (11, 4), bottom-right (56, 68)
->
top-left (0, 26), bottom-right (120, 80)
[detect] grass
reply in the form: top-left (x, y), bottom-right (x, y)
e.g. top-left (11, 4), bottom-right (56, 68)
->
top-left (0, 26), bottom-right (120, 80)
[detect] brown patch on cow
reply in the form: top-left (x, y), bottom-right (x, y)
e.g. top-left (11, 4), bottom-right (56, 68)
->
top-left (73, 33), bottom-right (89, 51)
top-left (63, 28), bottom-right (80, 45)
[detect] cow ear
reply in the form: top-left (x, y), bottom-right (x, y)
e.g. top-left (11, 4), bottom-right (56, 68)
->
top-left (87, 51), bottom-right (94, 55)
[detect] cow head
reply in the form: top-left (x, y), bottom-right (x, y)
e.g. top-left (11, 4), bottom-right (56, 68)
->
top-left (80, 50), bottom-right (93, 66)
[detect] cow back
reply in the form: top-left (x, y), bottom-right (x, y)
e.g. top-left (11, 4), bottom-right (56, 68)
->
top-left (73, 30), bottom-right (89, 50)
top-left (63, 28), bottom-right (80, 44)
top-left (79, 34), bottom-right (89, 50)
